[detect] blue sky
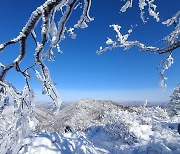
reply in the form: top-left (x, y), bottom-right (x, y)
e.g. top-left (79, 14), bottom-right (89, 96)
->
top-left (0, 0), bottom-right (180, 103)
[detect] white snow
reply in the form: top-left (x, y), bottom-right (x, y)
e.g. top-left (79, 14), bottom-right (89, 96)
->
top-left (19, 132), bottom-right (108, 154)
top-left (1, 99), bottom-right (180, 153)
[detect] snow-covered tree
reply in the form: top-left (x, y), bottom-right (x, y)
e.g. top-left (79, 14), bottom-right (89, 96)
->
top-left (0, 0), bottom-right (179, 153)
top-left (169, 84), bottom-right (180, 115)
top-left (0, 0), bottom-right (93, 153)
top-left (171, 84), bottom-right (180, 104)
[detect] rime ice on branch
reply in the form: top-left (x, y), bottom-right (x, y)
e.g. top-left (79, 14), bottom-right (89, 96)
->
top-left (97, 1), bottom-right (180, 89)
top-left (120, 0), bottom-right (159, 22)
top-left (0, 0), bottom-right (93, 153)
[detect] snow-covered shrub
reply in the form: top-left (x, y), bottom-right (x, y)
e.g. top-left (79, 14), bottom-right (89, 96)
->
top-left (105, 122), bottom-right (138, 145)
top-left (169, 84), bottom-right (180, 116)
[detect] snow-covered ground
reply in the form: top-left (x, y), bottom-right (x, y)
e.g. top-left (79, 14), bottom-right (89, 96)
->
top-left (0, 99), bottom-right (180, 153)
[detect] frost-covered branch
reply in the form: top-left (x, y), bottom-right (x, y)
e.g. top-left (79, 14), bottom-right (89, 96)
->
top-left (98, 8), bottom-right (180, 89)
top-left (0, 0), bottom-right (93, 153)
top-left (120, 0), bottom-right (159, 23)
top-left (97, 24), bottom-right (159, 55)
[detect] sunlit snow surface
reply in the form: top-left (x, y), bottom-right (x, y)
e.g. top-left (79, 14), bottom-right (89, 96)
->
top-left (19, 132), bottom-right (107, 154)
top-left (1, 99), bottom-right (180, 154)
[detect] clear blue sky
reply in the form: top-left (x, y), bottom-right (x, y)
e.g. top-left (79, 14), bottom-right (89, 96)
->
top-left (0, 0), bottom-right (180, 103)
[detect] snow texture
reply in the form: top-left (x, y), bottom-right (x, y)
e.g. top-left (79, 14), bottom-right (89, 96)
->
top-left (1, 99), bottom-right (180, 154)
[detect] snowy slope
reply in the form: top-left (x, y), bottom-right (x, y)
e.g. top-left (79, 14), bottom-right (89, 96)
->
top-left (0, 99), bottom-right (180, 153)
top-left (34, 99), bottom-right (180, 153)
top-left (19, 132), bottom-right (108, 154)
